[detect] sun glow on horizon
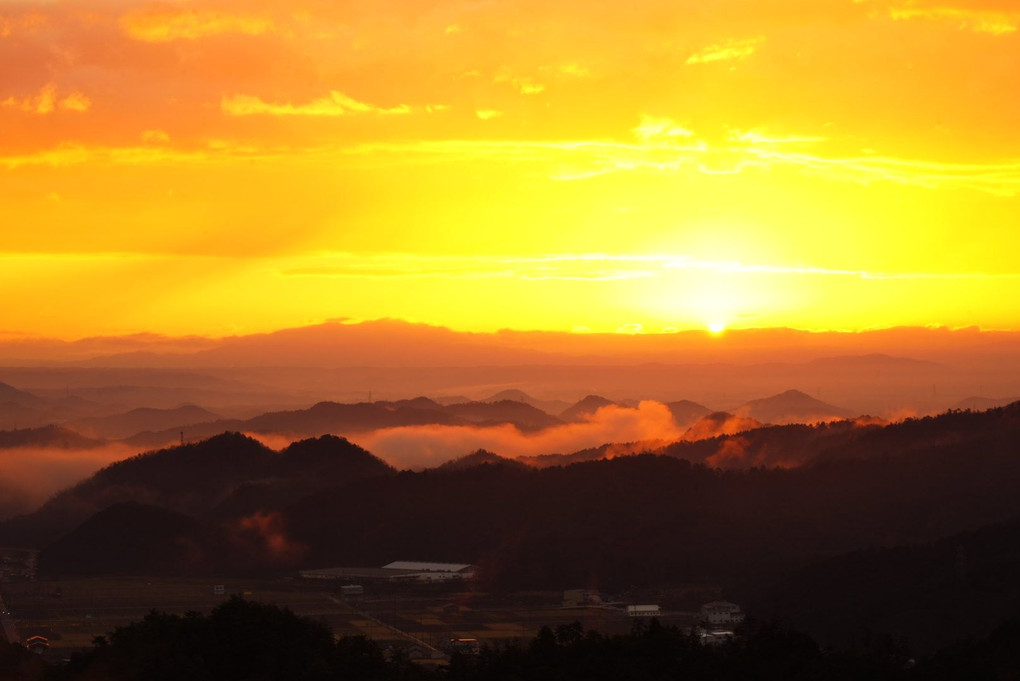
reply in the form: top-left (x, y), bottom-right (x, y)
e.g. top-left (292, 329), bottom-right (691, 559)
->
top-left (1, 1), bottom-right (1018, 339)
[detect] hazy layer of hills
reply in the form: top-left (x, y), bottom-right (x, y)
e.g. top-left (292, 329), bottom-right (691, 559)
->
top-left (4, 320), bottom-right (1020, 420)
top-left (1, 375), bottom-right (867, 449)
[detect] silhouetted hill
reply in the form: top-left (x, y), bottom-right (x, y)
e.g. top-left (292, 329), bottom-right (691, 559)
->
top-left (70, 405), bottom-right (221, 439)
top-left (38, 501), bottom-right (213, 576)
top-left (657, 420), bottom-right (875, 469)
top-left (665, 399), bottom-right (713, 427)
top-left (0, 432), bottom-right (394, 547)
top-left (755, 514), bottom-right (1020, 654)
top-left (0, 381), bottom-right (42, 405)
top-left (124, 397), bottom-right (576, 447)
top-left (517, 439), bottom-right (668, 468)
top-left (434, 394), bottom-right (472, 405)
top-left (435, 449), bottom-right (531, 473)
top-left (953, 396), bottom-right (1019, 411)
top-left (285, 404), bottom-right (1020, 595)
top-left (682, 411), bottom-right (764, 441)
top-left (269, 434), bottom-right (394, 480)
top-left (124, 401), bottom-right (470, 447)
top-left (444, 400), bottom-right (563, 430)
top-left (559, 395), bottom-right (617, 421)
top-left (484, 389), bottom-right (571, 415)
top-left (0, 383), bottom-right (114, 429)
top-left (0, 425), bottom-right (104, 449)
top-left (805, 353), bottom-right (943, 371)
top-left (383, 396), bottom-right (445, 411)
top-left (734, 389), bottom-right (855, 424)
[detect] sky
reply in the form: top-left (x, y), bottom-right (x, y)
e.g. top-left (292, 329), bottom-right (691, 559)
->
top-left (2, 0), bottom-right (1019, 339)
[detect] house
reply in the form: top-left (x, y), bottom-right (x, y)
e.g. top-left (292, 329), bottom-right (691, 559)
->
top-left (339, 584), bottom-right (364, 601)
top-left (443, 637), bottom-right (480, 655)
top-left (562, 589), bottom-right (603, 607)
top-left (700, 601), bottom-right (744, 627)
top-left (626, 604), bottom-right (661, 617)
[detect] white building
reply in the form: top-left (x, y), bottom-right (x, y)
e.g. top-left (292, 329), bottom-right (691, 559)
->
top-left (700, 601), bottom-right (744, 627)
top-left (626, 604), bottom-right (661, 617)
top-left (381, 561), bottom-right (476, 581)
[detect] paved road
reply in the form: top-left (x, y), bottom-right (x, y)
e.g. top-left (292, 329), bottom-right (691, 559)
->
top-left (0, 592), bottom-right (20, 644)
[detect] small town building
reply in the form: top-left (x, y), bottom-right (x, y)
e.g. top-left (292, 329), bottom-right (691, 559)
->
top-left (562, 589), bottom-right (603, 607)
top-left (339, 584), bottom-right (364, 601)
top-left (700, 601), bottom-right (744, 627)
top-left (626, 604), bottom-right (661, 617)
top-left (301, 561), bottom-right (474, 582)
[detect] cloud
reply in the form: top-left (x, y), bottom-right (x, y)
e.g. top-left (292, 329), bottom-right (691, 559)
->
top-left (141, 129), bottom-right (171, 145)
top-left (476, 109), bottom-right (503, 120)
top-left (6, 127), bottom-right (1020, 197)
top-left (0, 11), bottom-right (47, 39)
top-left (221, 91), bottom-right (412, 117)
top-left (276, 252), bottom-right (1020, 285)
top-left (350, 401), bottom-right (684, 470)
top-left (888, 5), bottom-right (1017, 34)
top-left (686, 37), bottom-right (764, 65)
top-left (0, 443), bottom-right (139, 518)
top-left (632, 116), bottom-right (696, 141)
top-left (494, 70), bottom-right (546, 95)
top-left (232, 510), bottom-right (306, 565)
top-left (1, 84), bottom-right (90, 114)
top-left (121, 8), bottom-right (273, 43)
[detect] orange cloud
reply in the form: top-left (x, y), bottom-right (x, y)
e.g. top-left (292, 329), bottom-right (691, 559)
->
top-left (121, 8), bottom-right (273, 42)
top-left (0, 444), bottom-right (139, 518)
top-left (888, 5), bottom-right (1017, 34)
top-left (351, 401), bottom-right (683, 470)
top-left (686, 37), bottom-right (764, 65)
top-left (1, 84), bottom-right (91, 115)
top-left (221, 91), bottom-right (412, 116)
top-left (0, 11), bottom-right (47, 38)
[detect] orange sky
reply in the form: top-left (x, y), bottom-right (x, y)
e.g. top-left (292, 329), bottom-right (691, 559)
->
top-left (2, 0), bottom-right (1019, 339)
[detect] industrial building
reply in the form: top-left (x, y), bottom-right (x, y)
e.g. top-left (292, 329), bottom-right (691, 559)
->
top-left (300, 560), bottom-right (475, 583)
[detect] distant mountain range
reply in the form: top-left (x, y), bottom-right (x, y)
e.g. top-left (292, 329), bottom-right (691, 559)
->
top-left (0, 386), bottom-right (881, 451)
top-left (3, 320), bottom-right (1018, 369)
top-left (69, 405), bottom-right (222, 439)
top-left (0, 425), bottom-right (104, 450)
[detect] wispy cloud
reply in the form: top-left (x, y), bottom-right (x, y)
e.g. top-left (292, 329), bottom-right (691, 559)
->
top-left (632, 115), bottom-right (696, 141)
top-left (6, 125), bottom-right (1020, 197)
top-left (1, 84), bottom-right (90, 114)
top-left (121, 8), bottom-right (273, 43)
top-left (888, 5), bottom-right (1018, 34)
top-left (686, 37), bottom-right (764, 65)
top-left (221, 91), bottom-right (412, 117)
top-left (494, 69), bottom-right (546, 95)
top-left (0, 11), bottom-right (47, 38)
top-left (278, 252), bottom-right (1020, 283)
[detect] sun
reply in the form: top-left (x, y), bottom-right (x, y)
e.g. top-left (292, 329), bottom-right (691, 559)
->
top-left (708, 322), bottom-right (727, 334)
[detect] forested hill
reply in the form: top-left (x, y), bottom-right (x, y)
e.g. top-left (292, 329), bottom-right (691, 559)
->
top-left (8, 405), bottom-right (1020, 622)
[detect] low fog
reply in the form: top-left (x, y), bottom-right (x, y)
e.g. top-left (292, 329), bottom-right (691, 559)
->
top-left (347, 401), bottom-right (684, 470)
top-left (0, 443), bottom-right (141, 519)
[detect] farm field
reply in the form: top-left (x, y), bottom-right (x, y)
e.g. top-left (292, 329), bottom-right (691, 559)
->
top-left (1, 576), bottom-right (700, 656)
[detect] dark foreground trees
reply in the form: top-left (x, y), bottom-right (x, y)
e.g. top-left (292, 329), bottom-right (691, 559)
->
top-left (12, 597), bottom-right (1020, 680)
top-left (55, 597), bottom-right (426, 681)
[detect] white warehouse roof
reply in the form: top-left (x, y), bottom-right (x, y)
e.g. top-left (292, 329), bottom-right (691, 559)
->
top-left (382, 561), bottom-right (472, 573)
